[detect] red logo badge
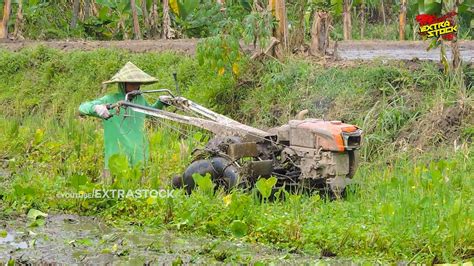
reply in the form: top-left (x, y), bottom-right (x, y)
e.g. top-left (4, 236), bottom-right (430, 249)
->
top-left (416, 11), bottom-right (458, 41)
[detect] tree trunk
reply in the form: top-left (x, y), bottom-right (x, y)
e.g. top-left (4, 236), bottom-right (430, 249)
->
top-left (399, 0), bottom-right (407, 40)
top-left (268, 0), bottom-right (289, 58)
top-left (440, 41), bottom-right (449, 74)
top-left (252, 0), bottom-right (264, 48)
top-left (141, 0), bottom-right (150, 36)
top-left (452, 40), bottom-right (461, 70)
top-left (451, 0), bottom-right (461, 70)
top-left (91, 0), bottom-right (99, 17)
top-left (71, 0), bottom-right (80, 28)
top-left (310, 11), bottom-right (330, 56)
top-left (289, 0), bottom-right (306, 50)
top-left (412, 17), bottom-right (417, 40)
top-left (119, 18), bottom-right (129, 39)
top-left (130, 0), bottom-right (141, 39)
top-left (149, 0), bottom-right (159, 38)
top-left (162, 0), bottom-right (174, 39)
top-left (84, 0), bottom-right (91, 20)
top-left (0, 0), bottom-right (12, 39)
top-left (360, 0), bottom-right (365, 39)
top-left (380, 0), bottom-right (386, 26)
top-left (343, 0), bottom-right (351, 40)
top-left (13, 0), bottom-right (24, 40)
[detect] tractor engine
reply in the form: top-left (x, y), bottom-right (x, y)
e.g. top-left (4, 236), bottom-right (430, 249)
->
top-left (176, 118), bottom-right (362, 195)
top-left (272, 119), bottom-right (362, 193)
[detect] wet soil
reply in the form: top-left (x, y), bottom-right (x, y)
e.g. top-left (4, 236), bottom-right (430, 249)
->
top-left (0, 214), bottom-right (331, 264)
top-left (332, 40), bottom-right (474, 62)
top-left (1, 39), bottom-right (472, 62)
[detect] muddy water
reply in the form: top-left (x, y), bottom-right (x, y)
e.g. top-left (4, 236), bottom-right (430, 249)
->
top-left (0, 214), bottom-right (337, 264)
top-left (334, 41), bottom-right (474, 62)
top-left (338, 46), bottom-right (473, 61)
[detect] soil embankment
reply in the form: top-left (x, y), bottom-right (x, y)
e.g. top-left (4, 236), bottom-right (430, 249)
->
top-left (1, 39), bottom-right (473, 62)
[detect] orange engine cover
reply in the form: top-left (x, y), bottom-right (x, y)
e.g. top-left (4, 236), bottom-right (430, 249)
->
top-left (288, 119), bottom-right (362, 152)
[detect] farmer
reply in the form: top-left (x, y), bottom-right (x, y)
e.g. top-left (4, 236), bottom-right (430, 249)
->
top-left (79, 62), bottom-right (166, 179)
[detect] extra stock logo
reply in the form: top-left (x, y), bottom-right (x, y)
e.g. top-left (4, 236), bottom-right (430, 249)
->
top-left (416, 11), bottom-right (458, 41)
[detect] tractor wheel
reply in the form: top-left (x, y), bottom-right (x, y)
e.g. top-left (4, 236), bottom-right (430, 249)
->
top-left (173, 157), bottom-right (240, 194)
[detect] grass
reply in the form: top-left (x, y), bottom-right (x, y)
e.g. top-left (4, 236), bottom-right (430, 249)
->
top-left (0, 47), bottom-right (473, 263)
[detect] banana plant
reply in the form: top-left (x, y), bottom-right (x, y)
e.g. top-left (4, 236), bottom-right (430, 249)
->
top-left (93, 0), bottom-right (143, 39)
top-left (168, 0), bottom-right (226, 37)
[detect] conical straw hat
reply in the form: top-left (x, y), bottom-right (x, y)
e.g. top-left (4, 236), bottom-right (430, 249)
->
top-left (102, 62), bottom-right (158, 85)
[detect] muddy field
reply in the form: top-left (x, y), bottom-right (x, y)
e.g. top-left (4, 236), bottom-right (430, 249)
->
top-left (334, 40), bottom-right (473, 62)
top-left (1, 39), bottom-right (473, 62)
top-left (0, 214), bottom-right (333, 264)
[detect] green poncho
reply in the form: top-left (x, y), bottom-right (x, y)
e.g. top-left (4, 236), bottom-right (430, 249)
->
top-left (78, 62), bottom-right (164, 169)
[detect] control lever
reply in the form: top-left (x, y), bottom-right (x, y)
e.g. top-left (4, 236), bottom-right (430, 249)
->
top-left (173, 72), bottom-right (181, 96)
top-left (125, 90), bottom-right (142, 101)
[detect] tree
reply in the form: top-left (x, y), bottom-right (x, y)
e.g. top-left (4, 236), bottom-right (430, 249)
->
top-left (289, 0), bottom-right (306, 49)
top-left (13, 0), bottom-right (23, 39)
top-left (149, 0), bottom-right (160, 38)
top-left (342, 0), bottom-right (351, 40)
top-left (0, 0), bottom-right (11, 39)
top-left (71, 0), bottom-right (81, 28)
top-left (162, 0), bottom-right (173, 39)
top-left (84, 0), bottom-right (91, 20)
top-left (141, 0), bottom-right (150, 35)
top-left (450, 0), bottom-right (462, 70)
top-left (130, 0), bottom-right (141, 39)
top-left (268, 0), bottom-right (289, 58)
top-left (399, 0), bottom-right (407, 40)
top-left (360, 0), bottom-right (365, 39)
top-left (310, 10), bottom-right (331, 55)
top-left (379, 0), bottom-right (386, 26)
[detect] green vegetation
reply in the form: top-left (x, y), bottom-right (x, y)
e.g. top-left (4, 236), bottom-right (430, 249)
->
top-left (1, 0), bottom-right (472, 41)
top-left (0, 47), bottom-right (473, 263)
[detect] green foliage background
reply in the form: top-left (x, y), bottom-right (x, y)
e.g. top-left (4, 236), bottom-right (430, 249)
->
top-left (1, 0), bottom-right (472, 40)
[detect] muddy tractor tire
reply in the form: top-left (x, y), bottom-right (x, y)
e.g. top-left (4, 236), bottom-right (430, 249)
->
top-left (172, 157), bottom-right (240, 194)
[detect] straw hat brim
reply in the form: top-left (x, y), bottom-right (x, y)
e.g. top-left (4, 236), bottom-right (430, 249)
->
top-left (102, 62), bottom-right (158, 85)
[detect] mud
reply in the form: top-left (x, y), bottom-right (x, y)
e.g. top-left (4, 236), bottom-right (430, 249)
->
top-left (0, 214), bottom-right (333, 264)
top-left (332, 40), bottom-right (474, 62)
top-left (396, 102), bottom-right (471, 150)
top-left (1, 39), bottom-right (472, 62)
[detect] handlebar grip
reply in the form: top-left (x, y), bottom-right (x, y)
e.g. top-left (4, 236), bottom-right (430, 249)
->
top-left (104, 104), bottom-right (117, 120)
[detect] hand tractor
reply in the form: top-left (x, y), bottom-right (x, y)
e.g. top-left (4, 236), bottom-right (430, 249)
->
top-left (111, 87), bottom-right (362, 196)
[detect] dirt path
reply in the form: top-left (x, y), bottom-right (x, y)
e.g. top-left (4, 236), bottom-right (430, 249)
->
top-left (0, 39), bottom-right (199, 54)
top-left (0, 39), bottom-right (473, 62)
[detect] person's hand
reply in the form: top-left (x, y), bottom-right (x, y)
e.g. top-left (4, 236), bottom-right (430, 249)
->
top-left (94, 104), bottom-right (112, 119)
